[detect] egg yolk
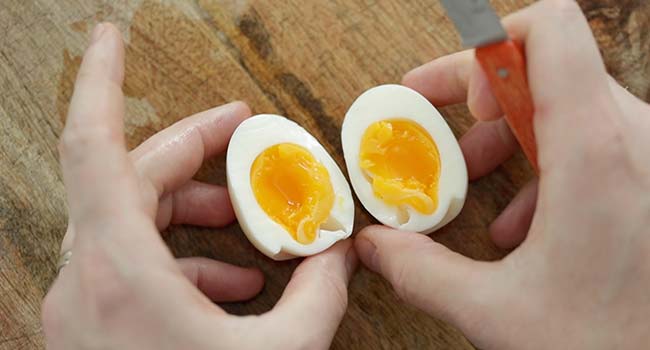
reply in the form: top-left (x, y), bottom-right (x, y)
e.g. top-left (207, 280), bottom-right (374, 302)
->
top-left (359, 119), bottom-right (441, 215)
top-left (250, 143), bottom-right (335, 245)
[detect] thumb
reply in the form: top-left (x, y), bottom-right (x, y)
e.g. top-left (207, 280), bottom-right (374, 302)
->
top-left (355, 226), bottom-right (496, 326)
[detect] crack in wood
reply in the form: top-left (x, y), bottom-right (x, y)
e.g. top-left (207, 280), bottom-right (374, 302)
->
top-left (191, 0), bottom-right (289, 117)
top-left (193, 2), bottom-right (345, 157)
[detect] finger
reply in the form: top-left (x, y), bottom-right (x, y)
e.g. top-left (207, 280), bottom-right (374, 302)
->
top-left (502, 0), bottom-right (616, 169)
top-left (490, 179), bottom-right (538, 249)
top-left (401, 50), bottom-right (473, 106)
top-left (402, 49), bottom-right (503, 122)
top-left (268, 240), bottom-right (357, 347)
top-left (177, 257), bottom-right (264, 303)
top-left (156, 180), bottom-right (235, 230)
top-left (61, 24), bottom-right (173, 267)
top-left (467, 59), bottom-right (502, 121)
top-left (355, 226), bottom-right (493, 324)
top-left (460, 119), bottom-right (519, 180)
top-left (131, 101), bottom-right (251, 199)
top-left (59, 23), bottom-right (144, 229)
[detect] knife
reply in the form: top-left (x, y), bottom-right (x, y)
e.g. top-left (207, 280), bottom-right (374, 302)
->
top-left (440, 0), bottom-right (538, 172)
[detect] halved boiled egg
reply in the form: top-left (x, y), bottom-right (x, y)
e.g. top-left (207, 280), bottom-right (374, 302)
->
top-left (227, 114), bottom-right (354, 260)
top-left (341, 84), bottom-right (467, 234)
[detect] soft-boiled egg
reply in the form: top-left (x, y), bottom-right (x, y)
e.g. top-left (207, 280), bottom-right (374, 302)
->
top-left (341, 84), bottom-right (467, 234)
top-left (227, 114), bottom-right (354, 260)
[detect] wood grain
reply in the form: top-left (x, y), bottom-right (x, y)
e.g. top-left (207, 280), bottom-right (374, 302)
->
top-left (1, 0), bottom-right (648, 349)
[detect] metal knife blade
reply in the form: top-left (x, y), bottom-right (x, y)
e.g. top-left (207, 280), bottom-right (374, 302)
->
top-left (440, 0), bottom-right (508, 48)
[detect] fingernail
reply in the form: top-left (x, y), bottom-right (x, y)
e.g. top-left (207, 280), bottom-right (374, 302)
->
top-left (90, 23), bottom-right (106, 44)
top-left (345, 244), bottom-right (359, 278)
top-left (355, 238), bottom-right (379, 272)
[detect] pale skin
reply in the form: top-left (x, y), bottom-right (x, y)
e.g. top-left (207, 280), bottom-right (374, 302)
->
top-left (43, 22), bottom-right (357, 350)
top-left (357, 1), bottom-right (650, 349)
top-left (43, 1), bottom-right (650, 349)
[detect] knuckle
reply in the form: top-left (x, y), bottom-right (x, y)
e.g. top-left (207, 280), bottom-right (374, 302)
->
top-left (292, 255), bottom-right (349, 315)
top-left (74, 70), bottom-right (94, 86)
top-left (324, 272), bottom-right (349, 311)
top-left (59, 124), bottom-right (121, 163)
top-left (75, 68), bottom-right (100, 85)
top-left (389, 238), bottom-right (432, 303)
top-left (391, 257), bottom-right (418, 303)
top-left (311, 256), bottom-right (350, 311)
top-left (388, 236), bottom-right (448, 306)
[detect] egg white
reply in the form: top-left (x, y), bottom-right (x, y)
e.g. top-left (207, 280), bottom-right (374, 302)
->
top-left (227, 114), bottom-right (354, 260)
top-left (341, 84), bottom-right (468, 234)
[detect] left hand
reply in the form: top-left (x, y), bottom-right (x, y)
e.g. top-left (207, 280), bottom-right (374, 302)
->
top-left (43, 23), bottom-right (357, 350)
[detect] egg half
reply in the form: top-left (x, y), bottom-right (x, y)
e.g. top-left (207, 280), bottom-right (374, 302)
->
top-left (227, 114), bottom-right (354, 260)
top-left (341, 84), bottom-right (467, 234)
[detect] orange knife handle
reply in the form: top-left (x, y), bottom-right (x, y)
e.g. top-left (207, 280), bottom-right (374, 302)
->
top-left (476, 40), bottom-right (538, 173)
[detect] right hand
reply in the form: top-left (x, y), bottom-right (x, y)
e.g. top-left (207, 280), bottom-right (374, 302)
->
top-left (355, 1), bottom-right (650, 348)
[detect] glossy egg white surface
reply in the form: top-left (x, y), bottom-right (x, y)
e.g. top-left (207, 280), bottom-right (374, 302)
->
top-left (341, 84), bottom-right (468, 234)
top-left (227, 114), bottom-right (354, 260)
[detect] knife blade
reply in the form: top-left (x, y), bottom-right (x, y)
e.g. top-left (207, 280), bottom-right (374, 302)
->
top-left (440, 0), bottom-right (507, 47)
top-left (440, 0), bottom-right (538, 172)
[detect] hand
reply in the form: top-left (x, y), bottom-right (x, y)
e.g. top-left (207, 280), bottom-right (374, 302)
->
top-left (43, 23), bottom-right (357, 350)
top-left (355, 1), bottom-right (650, 348)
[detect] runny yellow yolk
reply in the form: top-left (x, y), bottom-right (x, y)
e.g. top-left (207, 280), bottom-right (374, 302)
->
top-left (250, 143), bottom-right (335, 245)
top-left (359, 119), bottom-right (441, 215)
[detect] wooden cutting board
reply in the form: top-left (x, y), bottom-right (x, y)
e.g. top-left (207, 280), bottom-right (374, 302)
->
top-left (1, 1), bottom-right (648, 348)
